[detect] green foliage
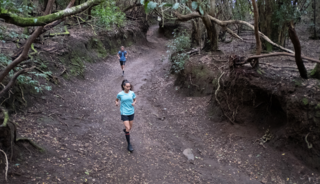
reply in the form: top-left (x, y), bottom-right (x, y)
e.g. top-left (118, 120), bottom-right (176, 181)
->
top-left (92, 0), bottom-right (126, 29)
top-left (167, 29), bottom-right (191, 53)
top-left (167, 30), bottom-right (191, 74)
top-left (272, 1), bottom-right (302, 27)
top-left (0, 0), bottom-right (35, 16)
top-left (172, 3), bottom-right (180, 10)
top-left (190, 0), bottom-right (210, 15)
top-left (0, 53), bottom-right (11, 67)
top-left (232, 0), bottom-right (251, 20)
top-left (0, 54), bottom-right (52, 93)
top-left (302, 98), bottom-right (309, 106)
top-left (141, 0), bottom-right (190, 13)
top-left (0, 26), bottom-right (28, 43)
top-left (171, 53), bottom-right (189, 74)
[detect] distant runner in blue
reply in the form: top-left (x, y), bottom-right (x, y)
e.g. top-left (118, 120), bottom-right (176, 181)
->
top-left (117, 46), bottom-right (128, 76)
top-left (115, 79), bottom-right (136, 152)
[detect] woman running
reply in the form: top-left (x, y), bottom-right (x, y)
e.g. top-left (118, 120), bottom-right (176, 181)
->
top-left (115, 79), bottom-right (136, 152)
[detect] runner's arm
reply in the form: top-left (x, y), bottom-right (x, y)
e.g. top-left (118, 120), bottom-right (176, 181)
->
top-left (125, 52), bottom-right (128, 59)
top-left (132, 98), bottom-right (136, 106)
top-left (117, 52), bottom-right (120, 60)
top-left (115, 98), bottom-right (119, 106)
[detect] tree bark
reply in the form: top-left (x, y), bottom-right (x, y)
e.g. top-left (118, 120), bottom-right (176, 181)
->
top-left (314, 0), bottom-right (317, 39)
top-left (173, 11), bottom-right (200, 21)
top-left (251, 0), bottom-right (261, 68)
top-left (202, 14), bottom-right (218, 51)
top-left (203, 0), bottom-right (218, 51)
top-left (0, 0), bottom-right (102, 27)
top-left (288, 22), bottom-right (308, 79)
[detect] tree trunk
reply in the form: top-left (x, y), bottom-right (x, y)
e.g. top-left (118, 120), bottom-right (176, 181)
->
top-left (314, 0), bottom-right (317, 39)
top-left (252, 0), bottom-right (261, 68)
top-left (202, 14), bottom-right (218, 51)
top-left (202, 0), bottom-right (218, 51)
top-left (288, 22), bottom-right (308, 79)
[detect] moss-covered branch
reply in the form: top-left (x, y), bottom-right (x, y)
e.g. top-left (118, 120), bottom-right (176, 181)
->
top-left (0, 0), bottom-right (103, 27)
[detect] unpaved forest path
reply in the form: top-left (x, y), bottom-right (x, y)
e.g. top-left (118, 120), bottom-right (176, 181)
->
top-left (6, 25), bottom-right (318, 184)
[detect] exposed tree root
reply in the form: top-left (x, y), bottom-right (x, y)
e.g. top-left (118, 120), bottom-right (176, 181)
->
top-left (15, 138), bottom-right (45, 153)
top-left (19, 85), bottom-right (27, 107)
top-left (189, 75), bottom-right (200, 89)
top-left (0, 149), bottom-right (8, 181)
top-left (0, 107), bottom-right (9, 128)
top-left (215, 72), bottom-right (235, 124)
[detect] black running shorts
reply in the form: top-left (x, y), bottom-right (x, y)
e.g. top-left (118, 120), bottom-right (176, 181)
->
top-left (121, 114), bottom-right (134, 121)
top-left (120, 60), bottom-right (126, 66)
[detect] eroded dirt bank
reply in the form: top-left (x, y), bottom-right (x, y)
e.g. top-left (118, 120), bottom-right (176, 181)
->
top-left (0, 25), bottom-right (319, 184)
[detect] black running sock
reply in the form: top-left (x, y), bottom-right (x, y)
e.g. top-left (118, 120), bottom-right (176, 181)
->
top-left (125, 131), bottom-right (130, 145)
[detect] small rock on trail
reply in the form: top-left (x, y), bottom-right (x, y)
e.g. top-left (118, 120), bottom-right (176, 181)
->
top-left (183, 148), bottom-right (194, 161)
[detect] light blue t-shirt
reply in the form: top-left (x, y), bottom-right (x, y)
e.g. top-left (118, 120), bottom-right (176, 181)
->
top-left (118, 51), bottom-right (127, 61)
top-left (117, 90), bottom-right (136, 115)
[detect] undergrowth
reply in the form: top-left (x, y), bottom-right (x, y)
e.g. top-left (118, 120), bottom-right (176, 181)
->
top-left (0, 54), bottom-right (52, 93)
top-left (167, 29), bottom-right (191, 74)
top-left (92, 0), bottom-right (126, 30)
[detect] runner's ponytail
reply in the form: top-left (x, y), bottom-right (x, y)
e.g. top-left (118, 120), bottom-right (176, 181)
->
top-left (121, 79), bottom-right (133, 90)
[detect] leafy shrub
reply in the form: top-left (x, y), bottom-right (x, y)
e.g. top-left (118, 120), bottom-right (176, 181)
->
top-left (0, 0), bottom-right (35, 16)
top-left (92, 0), bottom-right (126, 29)
top-left (167, 29), bottom-right (191, 74)
top-left (0, 54), bottom-right (52, 93)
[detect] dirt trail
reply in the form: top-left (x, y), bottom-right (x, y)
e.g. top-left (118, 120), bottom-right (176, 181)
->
top-left (3, 25), bottom-right (318, 184)
top-left (69, 25), bottom-right (259, 183)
